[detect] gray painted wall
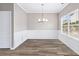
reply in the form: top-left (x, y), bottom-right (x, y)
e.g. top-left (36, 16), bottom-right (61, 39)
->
top-left (0, 3), bottom-right (13, 11)
top-left (14, 4), bottom-right (27, 32)
top-left (27, 13), bottom-right (58, 30)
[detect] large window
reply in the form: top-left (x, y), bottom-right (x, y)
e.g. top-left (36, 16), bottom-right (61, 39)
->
top-left (61, 9), bottom-right (79, 39)
top-left (62, 16), bottom-right (68, 34)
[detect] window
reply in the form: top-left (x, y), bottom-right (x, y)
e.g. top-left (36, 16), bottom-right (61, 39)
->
top-left (61, 9), bottom-right (79, 39)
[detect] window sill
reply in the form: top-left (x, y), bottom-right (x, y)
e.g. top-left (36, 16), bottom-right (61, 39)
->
top-left (61, 32), bottom-right (79, 41)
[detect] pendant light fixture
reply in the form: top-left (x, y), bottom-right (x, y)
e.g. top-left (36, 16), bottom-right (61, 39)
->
top-left (38, 4), bottom-right (48, 23)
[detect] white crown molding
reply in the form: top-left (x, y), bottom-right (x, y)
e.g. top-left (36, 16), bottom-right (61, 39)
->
top-left (16, 3), bottom-right (69, 13)
top-left (60, 3), bottom-right (69, 13)
top-left (16, 3), bottom-right (28, 13)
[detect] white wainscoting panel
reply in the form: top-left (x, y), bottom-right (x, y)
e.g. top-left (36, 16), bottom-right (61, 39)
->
top-left (27, 30), bottom-right (58, 39)
top-left (13, 30), bottom-right (27, 49)
top-left (12, 30), bottom-right (58, 49)
top-left (59, 33), bottom-right (79, 55)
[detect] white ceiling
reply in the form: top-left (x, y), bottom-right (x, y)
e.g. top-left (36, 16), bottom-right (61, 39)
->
top-left (17, 3), bottom-right (68, 13)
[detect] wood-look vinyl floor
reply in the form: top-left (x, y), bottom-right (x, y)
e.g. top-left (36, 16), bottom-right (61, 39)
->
top-left (0, 39), bottom-right (78, 56)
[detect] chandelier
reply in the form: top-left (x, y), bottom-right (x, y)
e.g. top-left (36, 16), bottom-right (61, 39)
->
top-left (38, 4), bottom-right (48, 23)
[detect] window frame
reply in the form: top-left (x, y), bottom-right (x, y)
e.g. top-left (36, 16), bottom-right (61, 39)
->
top-left (61, 9), bottom-right (79, 39)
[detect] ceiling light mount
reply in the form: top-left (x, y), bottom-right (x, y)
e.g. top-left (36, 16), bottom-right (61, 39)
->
top-left (61, 3), bottom-right (64, 5)
top-left (41, 4), bottom-right (44, 6)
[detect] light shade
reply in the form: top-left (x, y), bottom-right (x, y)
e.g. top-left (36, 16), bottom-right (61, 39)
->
top-left (38, 19), bottom-right (41, 22)
top-left (38, 18), bottom-right (48, 22)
